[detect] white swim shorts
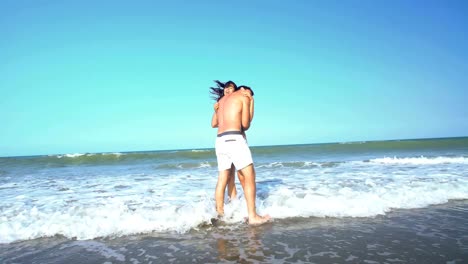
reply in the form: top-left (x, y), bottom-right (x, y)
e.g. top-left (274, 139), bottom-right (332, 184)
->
top-left (215, 131), bottom-right (253, 171)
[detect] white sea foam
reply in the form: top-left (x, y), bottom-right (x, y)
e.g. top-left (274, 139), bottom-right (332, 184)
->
top-left (55, 152), bottom-right (123, 159)
top-left (339, 141), bottom-right (367, 144)
top-left (262, 179), bottom-right (468, 219)
top-left (369, 156), bottom-right (468, 165)
top-left (1, 152), bottom-right (468, 244)
top-left (257, 161), bottom-right (320, 168)
top-left (57, 153), bottom-right (86, 158)
top-left (198, 162), bottom-right (211, 168)
top-left (0, 193), bottom-right (217, 243)
top-left (0, 170), bottom-right (219, 243)
top-left (103, 152), bottom-right (123, 156)
top-left (257, 162), bottom-right (284, 168)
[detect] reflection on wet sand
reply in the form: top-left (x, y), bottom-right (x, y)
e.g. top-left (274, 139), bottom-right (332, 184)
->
top-left (216, 224), bottom-right (272, 262)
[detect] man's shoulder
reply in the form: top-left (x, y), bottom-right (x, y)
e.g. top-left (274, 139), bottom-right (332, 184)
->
top-left (219, 96), bottom-right (228, 104)
top-left (236, 93), bottom-right (250, 103)
top-left (233, 92), bottom-right (246, 100)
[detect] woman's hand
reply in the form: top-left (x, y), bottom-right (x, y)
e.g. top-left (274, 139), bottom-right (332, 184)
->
top-left (242, 91), bottom-right (253, 101)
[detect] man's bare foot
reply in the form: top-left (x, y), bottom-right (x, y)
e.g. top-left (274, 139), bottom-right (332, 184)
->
top-left (247, 214), bottom-right (271, 225)
top-left (211, 214), bottom-right (225, 226)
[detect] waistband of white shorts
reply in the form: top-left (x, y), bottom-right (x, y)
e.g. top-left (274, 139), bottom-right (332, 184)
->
top-left (217, 131), bottom-right (242, 137)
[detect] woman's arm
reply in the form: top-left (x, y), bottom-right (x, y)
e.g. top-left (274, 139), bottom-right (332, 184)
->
top-left (249, 96), bottom-right (254, 122)
top-left (211, 102), bottom-right (219, 128)
top-left (241, 96), bottom-right (251, 131)
top-left (241, 91), bottom-right (254, 122)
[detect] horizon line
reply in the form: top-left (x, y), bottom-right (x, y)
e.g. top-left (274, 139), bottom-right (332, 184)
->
top-left (1, 135), bottom-right (467, 159)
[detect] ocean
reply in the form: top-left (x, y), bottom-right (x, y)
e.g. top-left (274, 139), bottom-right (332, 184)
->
top-left (1, 137), bottom-right (467, 263)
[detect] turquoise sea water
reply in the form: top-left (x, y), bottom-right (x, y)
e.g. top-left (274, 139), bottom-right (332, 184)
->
top-left (1, 137), bottom-right (468, 263)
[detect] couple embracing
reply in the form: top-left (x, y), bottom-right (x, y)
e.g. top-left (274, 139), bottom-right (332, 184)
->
top-left (209, 80), bottom-right (270, 225)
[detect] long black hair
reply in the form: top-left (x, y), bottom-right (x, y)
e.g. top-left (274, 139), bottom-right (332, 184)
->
top-left (209, 80), bottom-right (238, 101)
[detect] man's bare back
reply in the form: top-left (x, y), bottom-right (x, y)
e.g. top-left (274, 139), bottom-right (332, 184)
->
top-left (217, 89), bottom-right (251, 134)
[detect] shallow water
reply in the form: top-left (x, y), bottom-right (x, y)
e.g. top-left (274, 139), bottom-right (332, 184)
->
top-left (2, 138), bottom-right (468, 243)
top-left (1, 200), bottom-right (467, 263)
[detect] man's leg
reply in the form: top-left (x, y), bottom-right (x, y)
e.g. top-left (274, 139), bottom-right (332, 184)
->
top-left (215, 169), bottom-right (231, 216)
top-left (226, 164), bottom-right (237, 200)
top-left (237, 170), bottom-right (246, 191)
top-left (237, 164), bottom-right (270, 224)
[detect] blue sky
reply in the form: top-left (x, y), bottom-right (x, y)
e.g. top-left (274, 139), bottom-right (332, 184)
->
top-left (1, 0), bottom-right (467, 157)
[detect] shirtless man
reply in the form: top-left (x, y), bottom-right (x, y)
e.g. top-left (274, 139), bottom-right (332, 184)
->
top-left (212, 85), bottom-right (255, 200)
top-left (214, 87), bottom-right (270, 225)
top-left (211, 82), bottom-right (238, 200)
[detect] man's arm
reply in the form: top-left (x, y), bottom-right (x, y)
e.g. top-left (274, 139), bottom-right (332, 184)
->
top-left (249, 96), bottom-right (254, 122)
top-left (242, 91), bottom-right (254, 122)
top-left (241, 96), bottom-right (251, 131)
top-left (211, 112), bottom-right (218, 128)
